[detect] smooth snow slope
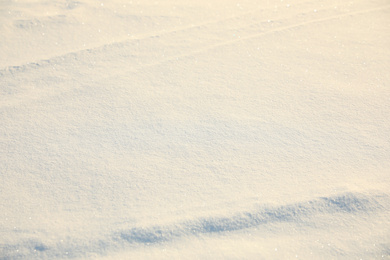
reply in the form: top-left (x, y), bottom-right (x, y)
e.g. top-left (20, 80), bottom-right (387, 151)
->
top-left (1, 0), bottom-right (390, 259)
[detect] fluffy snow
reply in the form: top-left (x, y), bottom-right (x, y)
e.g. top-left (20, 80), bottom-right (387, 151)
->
top-left (1, 0), bottom-right (389, 258)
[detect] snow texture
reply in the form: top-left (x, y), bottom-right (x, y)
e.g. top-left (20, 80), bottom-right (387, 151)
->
top-left (1, 0), bottom-right (390, 259)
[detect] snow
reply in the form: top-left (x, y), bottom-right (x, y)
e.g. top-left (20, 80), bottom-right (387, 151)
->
top-left (1, 0), bottom-right (390, 259)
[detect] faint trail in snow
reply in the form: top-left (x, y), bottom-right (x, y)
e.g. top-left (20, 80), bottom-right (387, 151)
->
top-left (1, 4), bottom-right (388, 109)
top-left (1, 3), bottom-right (388, 75)
top-left (134, 4), bottom-right (390, 71)
top-left (0, 4), bottom-right (269, 72)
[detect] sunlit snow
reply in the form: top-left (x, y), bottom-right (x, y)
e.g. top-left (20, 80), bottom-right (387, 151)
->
top-left (1, 0), bottom-right (389, 259)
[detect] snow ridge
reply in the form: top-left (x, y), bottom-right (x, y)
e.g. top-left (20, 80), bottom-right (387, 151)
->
top-left (2, 192), bottom-right (388, 259)
top-left (117, 192), bottom-right (387, 244)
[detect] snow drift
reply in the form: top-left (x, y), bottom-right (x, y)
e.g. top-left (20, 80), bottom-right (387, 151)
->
top-left (1, 0), bottom-right (389, 258)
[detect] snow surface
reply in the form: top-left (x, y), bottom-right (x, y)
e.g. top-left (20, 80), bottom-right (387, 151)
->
top-left (1, 0), bottom-right (390, 259)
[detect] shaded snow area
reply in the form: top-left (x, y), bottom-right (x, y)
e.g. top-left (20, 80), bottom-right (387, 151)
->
top-left (1, 0), bottom-right (390, 259)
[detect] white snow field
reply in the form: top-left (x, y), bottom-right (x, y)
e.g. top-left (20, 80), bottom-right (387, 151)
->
top-left (1, 0), bottom-right (390, 258)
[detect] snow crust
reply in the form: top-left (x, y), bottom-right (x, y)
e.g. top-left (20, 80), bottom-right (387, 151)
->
top-left (1, 0), bottom-right (389, 258)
